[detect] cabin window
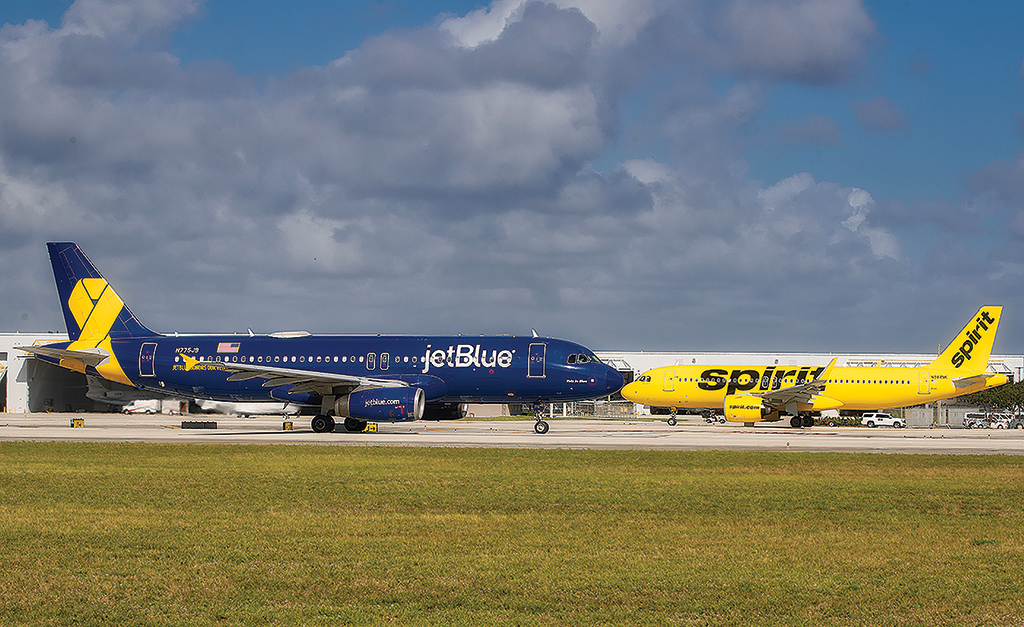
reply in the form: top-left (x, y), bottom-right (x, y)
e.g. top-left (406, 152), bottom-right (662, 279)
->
top-left (381, 353), bottom-right (390, 370)
top-left (367, 353), bottom-right (376, 370)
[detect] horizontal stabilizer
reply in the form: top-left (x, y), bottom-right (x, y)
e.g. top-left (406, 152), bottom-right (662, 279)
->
top-left (17, 345), bottom-right (110, 367)
top-left (953, 373), bottom-right (999, 388)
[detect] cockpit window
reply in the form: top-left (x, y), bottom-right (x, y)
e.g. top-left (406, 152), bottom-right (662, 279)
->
top-left (567, 354), bottom-right (577, 364)
top-left (568, 353), bottom-right (602, 364)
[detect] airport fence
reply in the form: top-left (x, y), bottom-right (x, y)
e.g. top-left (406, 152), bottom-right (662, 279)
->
top-left (506, 401), bottom-right (638, 419)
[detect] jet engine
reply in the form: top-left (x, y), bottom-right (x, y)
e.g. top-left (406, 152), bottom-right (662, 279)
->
top-left (422, 402), bottom-right (468, 421)
top-left (723, 394), bottom-right (780, 423)
top-left (334, 387), bottom-right (425, 422)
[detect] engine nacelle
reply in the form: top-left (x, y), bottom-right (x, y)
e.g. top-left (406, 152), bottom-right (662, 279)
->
top-left (723, 394), bottom-right (780, 423)
top-left (334, 387), bottom-right (425, 422)
top-left (422, 402), bottom-right (468, 421)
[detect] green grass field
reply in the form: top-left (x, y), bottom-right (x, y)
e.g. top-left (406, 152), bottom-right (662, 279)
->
top-left (1, 443), bottom-right (1022, 626)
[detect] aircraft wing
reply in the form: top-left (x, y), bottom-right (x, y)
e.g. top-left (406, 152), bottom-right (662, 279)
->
top-left (757, 358), bottom-right (838, 408)
top-left (953, 373), bottom-right (1001, 388)
top-left (183, 356), bottom-right (408, 396)
top-left (17, 345), bottom-right (110, 367)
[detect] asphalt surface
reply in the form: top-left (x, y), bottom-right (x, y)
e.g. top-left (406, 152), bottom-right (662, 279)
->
top-left (2, 413), bottom-right (1023, 454)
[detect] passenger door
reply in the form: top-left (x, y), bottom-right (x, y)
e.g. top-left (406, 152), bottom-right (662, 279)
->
top-left (528, 343), bottom-right (546, 378)
top-left (663, 368), bottom-right (676, 392)
top-left (139, 342), bottom-right (157, 377)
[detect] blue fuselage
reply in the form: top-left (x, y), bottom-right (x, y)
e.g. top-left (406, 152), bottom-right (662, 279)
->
top-left (83, 334), bottom-right (623, 406)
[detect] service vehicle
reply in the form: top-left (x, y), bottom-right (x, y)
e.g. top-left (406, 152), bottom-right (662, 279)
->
top-left (860, 412), bottom-right (905, 428)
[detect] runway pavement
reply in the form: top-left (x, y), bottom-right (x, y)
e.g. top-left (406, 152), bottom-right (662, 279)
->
top-left (2, 413), bottom-right (1023, 454)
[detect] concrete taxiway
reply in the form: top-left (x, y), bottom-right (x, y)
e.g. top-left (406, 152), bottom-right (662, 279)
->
top-left (1, 413), bottom-right (1023, 454)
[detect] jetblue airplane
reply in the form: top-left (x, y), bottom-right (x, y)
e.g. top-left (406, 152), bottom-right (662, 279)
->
top-left (22, 243), bottom-right (624, 434)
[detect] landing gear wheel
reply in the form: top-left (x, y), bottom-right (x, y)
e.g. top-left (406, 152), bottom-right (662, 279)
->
top-left (790, 415), bottom-right (802, 428)
top-left (667, 416), bottom-right (677, 426)
top-left (344, 417), bottom-right (367, 432)
top-left (311, 414), bottom-right (335, 433)
top-left (802, 415), bottom-right (814, 427)
top-left (531, 400), bottom-right (549, 434)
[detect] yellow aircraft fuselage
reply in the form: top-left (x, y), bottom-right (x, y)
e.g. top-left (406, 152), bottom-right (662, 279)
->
top-left (622, 306), bottom-right (1007, 424)
top-left (625, 363), bottom-right (1006, 415)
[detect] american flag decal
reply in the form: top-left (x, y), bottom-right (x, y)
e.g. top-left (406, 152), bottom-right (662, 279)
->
top-left (217, 342), bottom-right (240, 353)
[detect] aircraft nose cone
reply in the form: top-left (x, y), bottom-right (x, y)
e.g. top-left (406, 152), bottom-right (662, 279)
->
top-left (620, 381), bottom-right (638, 400)
top-left (606, 368), bottom-right (625, 395)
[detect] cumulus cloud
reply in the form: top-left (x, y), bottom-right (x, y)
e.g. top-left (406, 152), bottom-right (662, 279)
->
top-left (711, 0), bottom-right (876, 84)
top-left (0, 0), bottom-right (1013, 352)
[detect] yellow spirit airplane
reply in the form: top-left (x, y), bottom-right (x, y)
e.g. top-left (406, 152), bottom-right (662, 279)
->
top-left (621, 307), bottom-right (1007, 427)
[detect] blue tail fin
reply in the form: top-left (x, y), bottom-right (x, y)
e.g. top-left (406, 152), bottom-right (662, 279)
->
top-left (47, 242), bottom-right (158, 341)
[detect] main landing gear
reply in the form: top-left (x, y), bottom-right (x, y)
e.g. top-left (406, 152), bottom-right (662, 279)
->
top-left (310, 414), bottom-right (368, 433)
top-left (789, 414), bottom-right (814, 428)
top-left (532, 400), bottom-right (549, 434)
top-left (343, 417), bottom-right (368, 433)
top-left (311, 414), bottom-right (335, 433)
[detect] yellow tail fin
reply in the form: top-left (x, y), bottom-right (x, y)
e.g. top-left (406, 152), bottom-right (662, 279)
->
top-left (930, 306), bottom-right (1001, 372)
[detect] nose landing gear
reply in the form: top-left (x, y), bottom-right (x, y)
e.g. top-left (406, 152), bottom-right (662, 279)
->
top-left (532, 400), bottom-right (549, 434)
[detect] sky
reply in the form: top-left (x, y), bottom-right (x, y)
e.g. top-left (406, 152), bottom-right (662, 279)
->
top-left (2, 0), bottom-right (1023, 355)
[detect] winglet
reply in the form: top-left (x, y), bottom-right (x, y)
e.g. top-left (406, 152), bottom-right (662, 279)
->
top-left (813, 357), bottom-right (838, 384)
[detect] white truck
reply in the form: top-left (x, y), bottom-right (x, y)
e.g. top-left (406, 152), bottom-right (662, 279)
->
top-left (860, 412), bottom-right (906, 428)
